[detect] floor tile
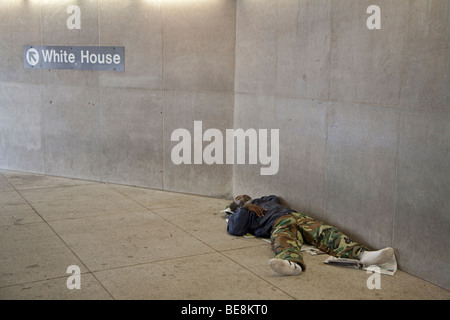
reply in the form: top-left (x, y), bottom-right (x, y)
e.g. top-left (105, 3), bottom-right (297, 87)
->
top-left (20, 184), bottom-right (145, 221)
top-left (111, 184), bottom-right (230, 210)
top-left (0, 191), bottom-right (43, 227)
top-left (1, 171), bottom-right (94, 190)
top-left (48, 211), bottom-right (215, 271)
top-left (0, 172), bottom-right (14, 192)
top-left (0, 222), bottom-right (87, 287)
top-left (221, 243), bottom-right (274, 269)
top-left (94, 252), bottom-right (293, 300)
top-left (0, 273), bottom-right (112, 300)
top-left (153, 205), bottom-right (267, 251)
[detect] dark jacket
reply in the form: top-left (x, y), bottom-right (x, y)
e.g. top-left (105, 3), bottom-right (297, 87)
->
top-left (227, 195), bottom-right (294, 238)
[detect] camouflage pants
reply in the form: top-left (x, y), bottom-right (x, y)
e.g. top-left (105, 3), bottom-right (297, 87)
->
top-left (271, 212), bottom-right (369, 270)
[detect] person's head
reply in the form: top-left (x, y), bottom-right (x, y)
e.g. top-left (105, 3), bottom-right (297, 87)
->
top-left (228, 194), bottom-right (252, 212)
top-left (234, 195), bottom-right (252, 206)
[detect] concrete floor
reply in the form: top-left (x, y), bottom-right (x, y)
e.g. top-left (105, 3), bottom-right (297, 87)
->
top-left (0, 170), bottom-right (449, 300)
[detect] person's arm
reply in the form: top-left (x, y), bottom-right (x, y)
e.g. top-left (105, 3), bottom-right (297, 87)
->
top-left (244, 202), bottom-right (267, 217)
top-left (227, 202), bottom-right (267, 236)
top-left (227, 207), bottom-right (252, 236)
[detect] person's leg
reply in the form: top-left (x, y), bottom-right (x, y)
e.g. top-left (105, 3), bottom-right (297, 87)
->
top-left (295, 212), bottom-right (368, 259)
top-left (295, 212), bottom-right (394, 266)
top-left (269, 214), bottom-right (304, 275)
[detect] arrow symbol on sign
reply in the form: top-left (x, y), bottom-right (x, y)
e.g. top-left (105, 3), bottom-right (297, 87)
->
top-left (26, 48), bottom-right (39, 67)
top-left (28, 51), bottom-right (37, 63)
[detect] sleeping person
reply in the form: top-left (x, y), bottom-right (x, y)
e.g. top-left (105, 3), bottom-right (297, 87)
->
top-left (227, 194), bottom-right (394, 276)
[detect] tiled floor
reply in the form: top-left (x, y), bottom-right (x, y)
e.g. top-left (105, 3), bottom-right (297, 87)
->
top-left (0, 170), bottom-right (449, 300)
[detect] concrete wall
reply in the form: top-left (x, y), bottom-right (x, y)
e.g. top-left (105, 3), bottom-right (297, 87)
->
top-left (234, 0), bottom-right (449, 290)
top-left (0, 0), bottom-right (449, 290)
top-left (0, 0), bottom-right (235, 198)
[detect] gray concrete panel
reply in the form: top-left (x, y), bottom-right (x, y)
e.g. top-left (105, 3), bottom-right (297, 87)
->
top-left (233, 94), bottom-right (328, 217)
top-left (276, 0), bottom-right (331, 100)
top-left (324, 102), bottom-right (399, 249)
top-left (400, 0), bottom-right (449, 111)
top-left (0, 83), bottom-right (45, 173)
top-left (235, 0), bottom-right (277, 95)
top-left (395, 108), bottom-right (450, 289)
top-left (163, 90), bottom-right (233, 198)
top-left (99, 0), bottom-right (163, 90)
top-left (100, 87), bottom-right (163, 189)
top-left (43, 85), bottom-right (101, 181)
top-left (163, 0), bottom-right (236, 92)
top-left (41, 0), bottom-right (99, 46)
top-left (0, 2), bottom-right (42, 84)
top-left (329, 0), bottom-right (407, 106)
